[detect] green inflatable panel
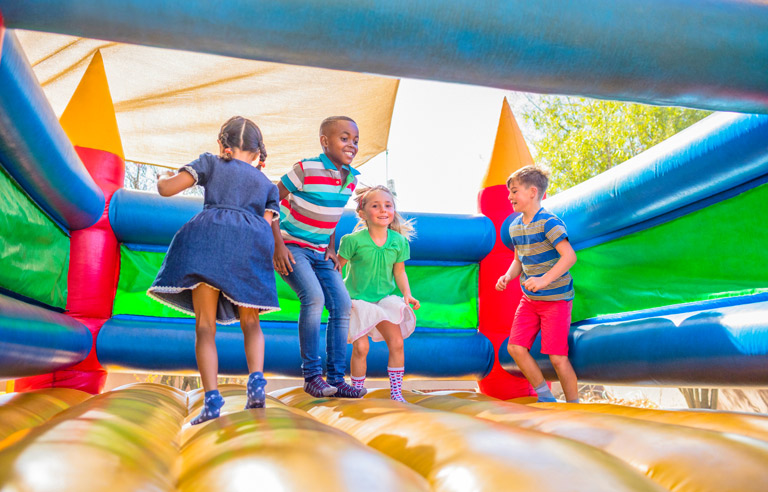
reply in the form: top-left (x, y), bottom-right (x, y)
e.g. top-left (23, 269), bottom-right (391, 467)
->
top-left (114, 247), bottom-right (478, 329)
top-left (0, 165), bottom-right (69, 308)
top-left (571, 182), bottom-right (768, 322)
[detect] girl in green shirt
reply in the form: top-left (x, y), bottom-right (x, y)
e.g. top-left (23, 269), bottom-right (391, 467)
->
top-left (338, 186), bottom-right (420, 402)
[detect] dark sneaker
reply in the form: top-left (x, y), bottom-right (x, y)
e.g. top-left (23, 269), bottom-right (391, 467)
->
top-left (304, 375), bottom-right (338, 397)
top-left (330, 380), bottom-right (367, 398)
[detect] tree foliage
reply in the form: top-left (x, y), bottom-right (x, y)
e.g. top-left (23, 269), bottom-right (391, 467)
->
top-left (521, 96), bottom-right (711, 195)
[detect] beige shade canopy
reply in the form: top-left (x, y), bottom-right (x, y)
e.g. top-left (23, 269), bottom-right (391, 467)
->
top-left (15, 30), bottom-right (399, 181)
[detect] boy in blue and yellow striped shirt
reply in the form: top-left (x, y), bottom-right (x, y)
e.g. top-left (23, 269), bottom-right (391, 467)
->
top-left (496, 166), bottom-right (579, 403)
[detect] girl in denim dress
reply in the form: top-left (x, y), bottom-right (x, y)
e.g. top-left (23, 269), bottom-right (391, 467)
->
top-left (148, 116), bottom-right (280, 425)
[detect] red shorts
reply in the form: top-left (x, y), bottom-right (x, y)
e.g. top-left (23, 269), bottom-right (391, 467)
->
top-left (509, 296), bottom-right (572, 356)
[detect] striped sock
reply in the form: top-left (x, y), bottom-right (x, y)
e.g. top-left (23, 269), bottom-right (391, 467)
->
top-left (388, 366), bottom-right (405, 402)
top-left (351, 375), bottom-right (366, 390)
top-left (303, 375), bottom-right (337, 397)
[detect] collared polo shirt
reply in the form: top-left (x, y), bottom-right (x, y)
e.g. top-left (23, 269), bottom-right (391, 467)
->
top-left (509, 207), bottom-right (574, 301)
top-left (279, 153), bottom-right (360, 251)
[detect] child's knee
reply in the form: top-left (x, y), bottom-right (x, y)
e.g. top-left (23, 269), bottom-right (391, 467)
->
top-left (549, 354), bottom-right (571, 370)
top-left (352, 338), bottom-right (369, 356)
top-left (388, 335), bottom-right (404, 353)
top-left (195, 320), bottom-right (216, 339)
top-left (240, 317), bottom-right (262, 334)
top-left (507, 343), bottom-right (527, 358)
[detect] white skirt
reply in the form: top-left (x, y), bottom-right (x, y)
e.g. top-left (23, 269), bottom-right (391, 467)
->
top-left (348, 295), bottom-right (416, 343)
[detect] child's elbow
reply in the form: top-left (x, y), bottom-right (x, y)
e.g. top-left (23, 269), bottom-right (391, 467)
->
top-left (157, 182), bottom-right (172, 197)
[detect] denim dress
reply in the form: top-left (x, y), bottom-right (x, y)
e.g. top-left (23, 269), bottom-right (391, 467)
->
top-left (148, 153), bottom-right (280, 324)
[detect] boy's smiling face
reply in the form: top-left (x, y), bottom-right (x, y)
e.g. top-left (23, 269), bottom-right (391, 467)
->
top-left (508, 179), bottom-right (539, 214)
top-left (321, 120), bottom-right (359, 168)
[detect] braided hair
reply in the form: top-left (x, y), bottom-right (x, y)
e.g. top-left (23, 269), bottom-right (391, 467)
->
top-left (218, 116), bottom-right (267, 163)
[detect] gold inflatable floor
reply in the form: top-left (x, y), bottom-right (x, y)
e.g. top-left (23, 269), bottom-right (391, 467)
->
top-left (1, 383), bottom-right (767, 491)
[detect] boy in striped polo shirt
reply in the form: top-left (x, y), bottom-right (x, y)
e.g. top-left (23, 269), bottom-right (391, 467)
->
top-left (496, 165), bottom-right (579, 403)
top-left (271, 116), bottom-right (365, 398)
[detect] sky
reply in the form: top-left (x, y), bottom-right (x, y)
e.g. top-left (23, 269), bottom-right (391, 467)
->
top-left (354, 79), bottom-right (534, 215)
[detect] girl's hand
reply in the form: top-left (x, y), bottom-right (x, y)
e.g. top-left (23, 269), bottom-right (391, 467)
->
top-left (325, 249), bottom-right (341, 272)
top-left (496, 274), bottom-right (511, 291)
top-left (404, 295), bottom-right (420, 310)
top-left (273, 243), bottom-right (296, 275)
top-left (523, 276), bottom-right (548, 293)
top-left (156, 170), bottom-right (175, 180)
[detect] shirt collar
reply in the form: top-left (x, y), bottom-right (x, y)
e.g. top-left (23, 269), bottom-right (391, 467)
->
top-left (319, 153), bottom-right (360, 176)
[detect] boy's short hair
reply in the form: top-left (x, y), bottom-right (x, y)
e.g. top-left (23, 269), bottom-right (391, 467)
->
top-left (319, 116), bottom-right (356, 136)
top-left (507, 165), bottom-right (550, 196)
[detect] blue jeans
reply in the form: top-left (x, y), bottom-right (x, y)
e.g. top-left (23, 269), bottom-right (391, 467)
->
top-left (281, 244), bottom-right (351, 382)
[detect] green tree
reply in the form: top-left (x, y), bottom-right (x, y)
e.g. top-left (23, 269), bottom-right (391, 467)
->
top-left (521, 96), bottom-right (711, 195)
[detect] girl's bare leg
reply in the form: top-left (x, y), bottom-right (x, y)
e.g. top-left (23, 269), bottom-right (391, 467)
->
top-left (350, 336), bottom-right (369, 378)
top-left (192, 284), bottom-right (221, 392)
top-left (376, 321), bottom-right (404, 367)
top-left (239, 307), bottom-right (265, 373)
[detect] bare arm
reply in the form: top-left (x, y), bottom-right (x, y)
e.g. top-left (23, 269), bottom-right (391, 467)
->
top-left (272, 182), bottom-right (295, 275)
top-left (522, 239), bottom-right (577, 293)
top-left (394, 262), bottom-right (420, 309)
top-left (496, 254), bottom-right (523, 291)
top-left (156, 170), bottom-right (196, 197)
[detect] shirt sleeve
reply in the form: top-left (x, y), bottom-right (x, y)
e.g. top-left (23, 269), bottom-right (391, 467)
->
top-left (180, 153), bottom-right (214, 187)
top-left (338, 233), bottom-right (355, 260)
top-left (280, 161), bottom-right (305, 194)
top-left (265, 183), bottom-right (280, 220)
top-left (544, 216), bottom-right (569, 247)
top-left (394, 233), bottom-right (410, 263)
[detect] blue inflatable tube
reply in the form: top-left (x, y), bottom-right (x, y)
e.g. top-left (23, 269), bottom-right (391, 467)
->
top-left (501, 113), bottom-right (768, 250)
top-left (0, 30), bottom-right (104, 231)
top-left (97, 316), bottom-right (494, 379)
top-left (0, 294), bottom-right (92, 378)
top-left (110, 189), bottom-right (495, 262)
top-left (1, 1), bottom-right (767, 113)
top-left (498, 298), bottom-right (768, 386)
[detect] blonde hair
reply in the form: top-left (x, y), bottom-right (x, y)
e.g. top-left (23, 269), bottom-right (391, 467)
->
top-left (506, 165), bottom-right (550, 198)
top-left (354, 185), bottom-right (415, 241)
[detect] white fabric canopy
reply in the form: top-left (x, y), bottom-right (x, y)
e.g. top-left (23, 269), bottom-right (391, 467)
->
top-left (16, 30), bottom-right (399, 180)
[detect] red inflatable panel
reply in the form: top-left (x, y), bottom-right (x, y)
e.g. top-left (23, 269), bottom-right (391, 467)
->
top-left (16, 147), bottom-right (123, 394)
top-left (477, 184), bottom-right (533, 399)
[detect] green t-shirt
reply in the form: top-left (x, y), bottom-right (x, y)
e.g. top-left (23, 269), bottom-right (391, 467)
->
top-left (338, 228), bottom-right (410, 302)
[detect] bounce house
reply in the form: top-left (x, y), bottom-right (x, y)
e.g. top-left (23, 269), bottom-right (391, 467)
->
top-left (1, 1), bottom-right (768, 491)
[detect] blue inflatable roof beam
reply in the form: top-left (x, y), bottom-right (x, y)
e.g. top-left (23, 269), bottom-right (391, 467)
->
top-left (1, 1), bottom-right (767, 114)
top-left (500, 113), bottom-right (768, 251)
top-left (0, 30), bottom-right (104, 231)
top-left (109, 189), bottom-right (496, 263)
top-left (498, 298), bottom-right (768, 386)
top-left (0, 293), bottom-right (92, 378)
top-left (97, 316), bottom-right (494, 379)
